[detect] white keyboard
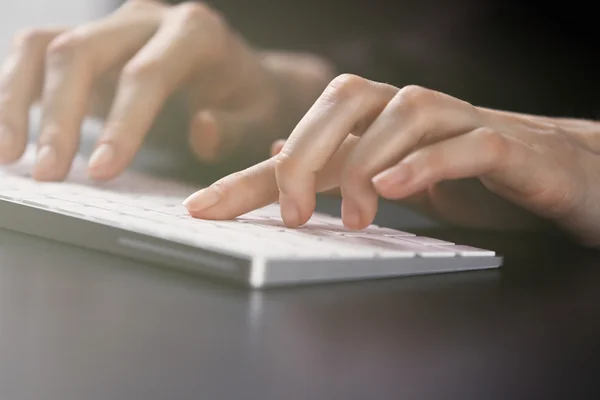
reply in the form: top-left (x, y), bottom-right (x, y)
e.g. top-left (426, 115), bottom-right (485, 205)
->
top-left (0, 146), bottom-right (501, 288)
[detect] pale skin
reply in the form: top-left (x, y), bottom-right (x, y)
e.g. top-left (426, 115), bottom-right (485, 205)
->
top-left (1, 1), bottom-right (599, 247)
top-left (184, 77), bottom-right (600, 248)
top-left (0, 0), bottom-right (333, 179)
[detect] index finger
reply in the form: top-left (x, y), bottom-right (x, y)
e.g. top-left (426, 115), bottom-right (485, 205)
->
top-left (184, 136), bottom-right (360, 220)
top-left (184, 158), bottom-right (280, 220)
top-left (275, 74), bottom-right (397, 226)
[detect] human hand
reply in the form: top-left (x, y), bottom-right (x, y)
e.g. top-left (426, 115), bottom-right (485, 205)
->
top-left (183, 74), bottom-right (600, 247)
top-left (0, 0), bottom-right (305, 181)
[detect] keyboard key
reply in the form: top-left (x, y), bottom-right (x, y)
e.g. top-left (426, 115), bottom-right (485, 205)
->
top-left (398, 236), bottom-right (455, 246)
top-left (366, 226), bottom-right (415, 235)
top-left (320, 236), bottom-right (417, 257)
top-left (431, 245), bottom-right (495, 257)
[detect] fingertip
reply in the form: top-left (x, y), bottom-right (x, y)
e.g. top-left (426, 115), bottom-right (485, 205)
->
top-left (188, 158), bottom-right (282, 221)
top-left (276, 175), bottom-right (316, 228)
top-left (341, 197), bottom-right (365, 230)
top-left (339, 182), bottom-right (380, 229)
top-left (270, 139), bottom-right (286, 157)
top-left (183, 186), bottom-right (221, 213)
top-left (0, 126), bottom-right (26, 164)
top-left (86, 143), bottom-right (117, 179)
top-left (32, 145), bottom-right (64, 181)
top-left (184, 185), bottom-right (246, 221)
top-left (274, 158), bottom-right (318, 227)
top-left (279, 192), bottom-right (303, 227)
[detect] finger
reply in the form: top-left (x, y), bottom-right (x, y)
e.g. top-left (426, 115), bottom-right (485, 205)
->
top-left (372, 127), bottom-right (530, 200)
top-left (339, 85), bottom-right (481, 228)
top-left (34, 4), bottom-right (164, 181)
top-left (275, 74), bottom-right (398, 227)
top-left (0, 28), bottom-right (64, 163)
top-left (185, 136), bottom-right (360, 220)
top-left (184, 158), bottom-right (280, 220)
top-left (270, 140), bottom-right (342, 199)
top-left (188, 105), bottom-right (274, 164)
top-left (373, 129), bottom-right (557, 230)
top-left (426, 179), bottom-right (552, 230)
top-left (188, 111), bottom-right (222, 163)
top-left (88, 3), bottom-right (225, 180)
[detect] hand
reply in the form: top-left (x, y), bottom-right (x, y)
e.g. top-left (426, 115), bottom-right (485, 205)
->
top-left (183, 74), bottom-right (600, 247)
top-left (0, 0), bottom-right (318, 181)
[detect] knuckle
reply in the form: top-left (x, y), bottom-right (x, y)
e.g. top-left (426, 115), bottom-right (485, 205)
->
top-left (210, 176), bottom-right (230, 197)
top-left (473, 128), bottom-right (507, 166)
top-left (177, 2), bottom-right (210, 19)
top-left (274, 151), bottom-right (301, 180)
top-left (476, 128), bottom-right (507, 154)
top-left (120, 0), bottom-right (165, 16)
top-left (176, 2), bottom-right (223, 28)
top-left (214, 168), bottom-right (253, 197)
top-left (387, 85), bottom-right (436, 130)
top-left (394, 85), bottom-right (434, 108)
top-left (121, 58), bottom-right (162, 85)
top-left (12, 27), bottom-right (50, 50)
top-left (173, 2), bottom-right (229, 64)
top-left (123, 0), bottom-right (161, 9)
top-left (46, 32), bottom-right (86, 64)
top-left (228, 169), bottom-right (254, 191)
top-left (120, 58), bottom-right (167, 97)
top-left (323, 73), bottom-right (368, 102)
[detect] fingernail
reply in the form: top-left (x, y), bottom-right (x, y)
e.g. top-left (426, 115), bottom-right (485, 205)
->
top-left (34, 146), bottom-right (57, 175)
top-left (183, 187), bottom-right (221, 212)
top-left (372, 164), bottom-right (411, 191)
top-left (279, 193), bottom-right (300, 226)
top-left (88, 144), bottom-right (115, 172)
top-left (342, 198), bottom-right (362, 229)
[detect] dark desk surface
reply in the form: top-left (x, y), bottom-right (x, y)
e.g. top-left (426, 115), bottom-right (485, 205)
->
top-left (1, 217), bottom-right (599, 400)
top-left (1, 134), bottom-right (599, 399)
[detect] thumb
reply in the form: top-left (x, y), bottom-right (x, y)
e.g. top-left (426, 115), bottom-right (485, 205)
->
top-left (270, 139), bottom-right (286, 157)
top-left (189, 107), bottom-right (273, 164)
top-left (188, 109), bottom-right (242, 163)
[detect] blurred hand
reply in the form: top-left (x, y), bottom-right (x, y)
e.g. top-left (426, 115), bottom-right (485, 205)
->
top-left (0, 0), bottom-right (303, 181)
top-left (183, 74), bottom-right (600, 247)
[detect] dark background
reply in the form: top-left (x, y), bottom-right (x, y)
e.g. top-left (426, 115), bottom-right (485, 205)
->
top-left (145, 0), bottom-right (600, 119)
